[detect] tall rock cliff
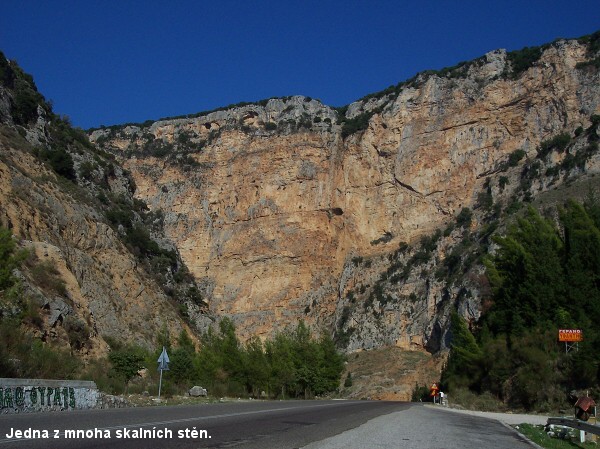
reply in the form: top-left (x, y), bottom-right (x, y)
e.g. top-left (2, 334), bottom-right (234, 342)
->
top-left (0, 54), bottom-right (198, 358)
top-left (91, 36), bottom-right (600, 356)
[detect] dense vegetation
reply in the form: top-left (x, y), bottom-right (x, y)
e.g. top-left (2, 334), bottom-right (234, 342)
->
top-left (443, 200), bottom-right (600, 410)
top-left (186, 318), bottom-right (344, 399)
top-left (85, 319), bottom-right (344, 399)
top-left (0, 224), bottom-right (343, 397)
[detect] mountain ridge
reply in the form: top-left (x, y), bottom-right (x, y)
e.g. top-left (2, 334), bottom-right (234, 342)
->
top-left (0, 30), bottom-right (599, 399)
top-left (86, 31), bottom-right (598, 132)
top-left (89, 32), bottom-right (600, 355)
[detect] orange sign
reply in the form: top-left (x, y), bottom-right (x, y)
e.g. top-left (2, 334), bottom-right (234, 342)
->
top-left (558, 329), bottom-right (583, 342)
top-left (430, 383), bottom-right (439, 397)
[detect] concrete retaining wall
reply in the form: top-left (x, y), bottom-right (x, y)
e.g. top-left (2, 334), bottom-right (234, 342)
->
top-left (0, 378), bottom-right (98, 414)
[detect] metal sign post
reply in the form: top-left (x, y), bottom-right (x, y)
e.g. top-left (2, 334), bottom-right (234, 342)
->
top-left (157, 346), bottom-right (170, 400)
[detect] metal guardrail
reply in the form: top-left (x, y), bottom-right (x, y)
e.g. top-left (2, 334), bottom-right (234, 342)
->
top-left (547, 417), bottom-right (600, 436)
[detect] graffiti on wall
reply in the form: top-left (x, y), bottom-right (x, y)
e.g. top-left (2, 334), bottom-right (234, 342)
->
top-left (0, 386), bottom-right (77, 409)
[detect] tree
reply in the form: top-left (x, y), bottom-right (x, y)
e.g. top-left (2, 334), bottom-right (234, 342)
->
top-left (0, 227), bottom-right (27, 310)
top-left (43, 148), bottom-right (76, 180)
top-left (442, 312), bottom-right (482, 391)
top-left (485, 207), bottom-right (564, 336)
top-left (0, 227), bottom-right (18, 290)
top-left (108, 346), bottom-right (146, 393)
top-left (243, 337), bottom-right (269, 397)
top-left (156, 324), bottom-right (171, 352)
top-left (265, 333), bottom-right (296, 399)
top-left (169, 330), bottom-right (196, 386)
top-left (444, 200), bottom-right (600, 410)
top-left (196, 327), bottom-right (223, 388)
top-left (561, 201), bottom-right (600, 325)
top-left (218, 318), bottom-right (243, 384)
top-left (195, 319), bottom-right (344, 399)
top-left (290, 321), bottom-right (318, 398)
top-left (315, 333), bottom-right (345, 394)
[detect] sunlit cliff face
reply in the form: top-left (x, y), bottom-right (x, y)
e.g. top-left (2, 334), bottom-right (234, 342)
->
top-left (91, 39), bottom-right (600, 351)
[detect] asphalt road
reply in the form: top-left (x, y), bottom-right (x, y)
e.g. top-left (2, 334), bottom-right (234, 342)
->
top-left (303, 404), bottom-right (536, 449)
top-left (0, 400), bottom-right (405, 449)
top-left (0, 401), bottom-right (534, 449)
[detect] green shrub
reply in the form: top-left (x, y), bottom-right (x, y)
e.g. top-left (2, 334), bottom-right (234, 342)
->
top-left (537, 133), bottom-right (571, 158)
top-left (0, 318), bottom-right (80, 379)
top-left (447, 388), bottom-right (506, 411)
top-left (31, 260), bottom-right (67, 296)
top-left (505, 46), bottom-right (543, 79)
top-left (12, 83), bottom-right (42, 125)
top-left (108, 345), bottom-right (147, 393)
top-left (177, 132), bottom-right (190, 145)
top-left (125, 225), bottom-right (161, 257)
top-left (298, 116), bottom-right (312, 129)
top-left (0, 51), bottom-right (15, 87)
top-left (38, 147), bottom-right (76, 180)
top-left (411, 384), bottom-right (431, 402)
top-left (78, 161), bottom-right (96, 180)
top-left (186, 287), bottom-right (204, 306)
top-left (22, 299), bottom-right (43, 328)
top-left (81, 357), bottom-right (124, 394)
top-left (370, 232), bottom-right (393, 246)
top-left (339, 306), bottom-right (351, 328)
top-left (63, 316), bottom-right (90, 350)
top-left (576, 31), bottom-right (600, 71)
top-left (344, 372), bottom-right (353, 388)
top-left (0, 227), bottom-right (20, 290)
top-left (456, 208), bottom-right (473, 228)
top-left (95, 191), bottom-right (108, 205)
top-left (25, 340), bottom-right (80, 379)
top-left (477, 191), bottom-right (494, 211)
top-left (508, 149), bottom-right (526, 166)
top-left (105, 206), bottom-right (134, 229)
top-left (340, 111), bottom-right (373, 138)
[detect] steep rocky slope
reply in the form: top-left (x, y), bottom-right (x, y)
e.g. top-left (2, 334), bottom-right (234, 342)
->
top-left (0, 55), bottom-right (200, 358)
top-left (90, 34), bottom-right (600, 362)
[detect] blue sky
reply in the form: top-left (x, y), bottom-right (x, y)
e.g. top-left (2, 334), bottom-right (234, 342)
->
top-left (2, 1), bottom-right (598, 129)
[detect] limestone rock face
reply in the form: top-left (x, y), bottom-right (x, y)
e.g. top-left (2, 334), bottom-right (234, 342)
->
top-left (0, 127), bottom-right (189, 355)
top-left (91, 39), bottom-right (600, 349)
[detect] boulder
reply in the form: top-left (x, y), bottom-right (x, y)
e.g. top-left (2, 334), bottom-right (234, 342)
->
top-left (188, 386), bottom-right (207, 397)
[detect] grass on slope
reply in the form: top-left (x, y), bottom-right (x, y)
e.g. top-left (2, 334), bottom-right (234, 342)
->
top-left (517, 423), bottom-right (597, 449)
